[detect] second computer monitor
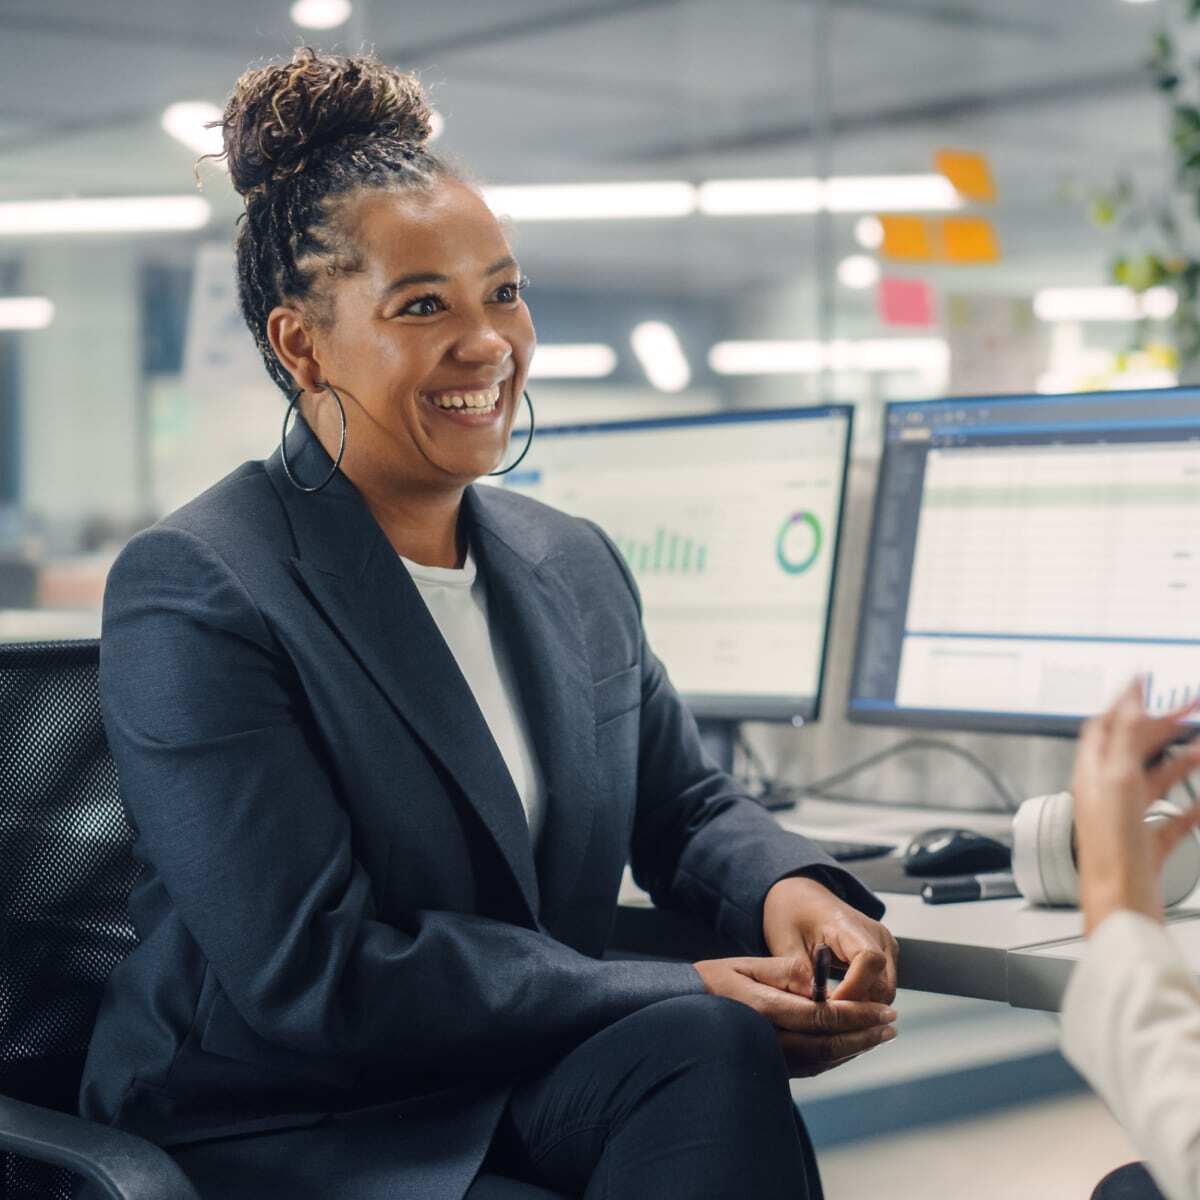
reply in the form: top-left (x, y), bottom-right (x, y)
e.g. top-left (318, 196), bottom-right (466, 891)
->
top-left (849, 388), bottom-right (1200, 736)
top-left (496, 405), bottom-right (853, 724)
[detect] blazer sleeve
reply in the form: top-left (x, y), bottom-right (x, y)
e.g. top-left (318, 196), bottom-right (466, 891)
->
top-left (584, 523), bottom-right (885, 954)
top-left (1061, 910), bottom-right (1200, 1200)
top-left (100, 525), bottom-right (703, 1077)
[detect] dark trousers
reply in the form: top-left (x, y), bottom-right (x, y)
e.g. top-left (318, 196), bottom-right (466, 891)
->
top-left (1091, 1162), bottom-right (1167, 1200)
top-left (470, 993), bottom-right (822, 1200)
top-left (76, 995), bottom-right (819, 1200)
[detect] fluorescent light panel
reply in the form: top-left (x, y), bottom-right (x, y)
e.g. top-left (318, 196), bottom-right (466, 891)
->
top-left (528, 344), bottom-right (618, 379)
top-left (290, 0), bottom-right (352, 29)
top-left (1034, 286), bottom-right (1178, 322)
top-left (162, 101), bottom-right (225, 161)
top-left (0, 296), bottom-right (54, 330)
top-left (631, 321), bottom-right (690, 392)
top-left (486, 174), bottom-right (958, 221)
top-left (709, 338), bottom-right (949, 375)
top-left (484, 183), bottom-right (695, 222)
top-left (698, 174), bottom-right (960, 215)
top-left (0, 196), bottom-right (211, 236)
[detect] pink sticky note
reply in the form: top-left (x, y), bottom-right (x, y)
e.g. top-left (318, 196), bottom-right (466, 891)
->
top-left (878, 277), bottom-right (936, 327)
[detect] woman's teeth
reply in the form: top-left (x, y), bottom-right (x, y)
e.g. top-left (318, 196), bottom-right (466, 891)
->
top-left (425, 384), bottom-right (501, 413)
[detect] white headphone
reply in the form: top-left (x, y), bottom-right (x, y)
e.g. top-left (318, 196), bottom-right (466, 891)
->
top-left (1012, 791), bottom-right (1200, 908)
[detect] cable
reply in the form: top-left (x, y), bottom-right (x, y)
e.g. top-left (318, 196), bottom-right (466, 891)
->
top-left (794, 736), bottom-right (1023, 813)
top-left (735, 729), bottom-right (794, 809)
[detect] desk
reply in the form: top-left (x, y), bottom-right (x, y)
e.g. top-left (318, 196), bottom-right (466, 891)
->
top-left (614, 797), bottom-right (1200, 1012)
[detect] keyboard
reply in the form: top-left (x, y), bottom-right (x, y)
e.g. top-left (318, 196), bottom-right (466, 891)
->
top-left (809, 837), bottom-right (894, 863)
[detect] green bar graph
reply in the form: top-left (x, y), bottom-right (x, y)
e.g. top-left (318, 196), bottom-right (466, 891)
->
top-left (616, 526), bottom-right (709, 575)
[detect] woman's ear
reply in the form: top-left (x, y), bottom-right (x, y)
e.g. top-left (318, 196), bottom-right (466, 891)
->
top-left (267, 305), bottom-right (323, 393)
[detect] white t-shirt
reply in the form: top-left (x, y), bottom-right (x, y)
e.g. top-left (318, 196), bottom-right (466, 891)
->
top-left (399, 548), bottom-right (545, 844)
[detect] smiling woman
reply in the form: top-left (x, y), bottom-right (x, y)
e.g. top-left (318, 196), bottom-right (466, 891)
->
top-left (75, 46), bottom-right (897, 1200)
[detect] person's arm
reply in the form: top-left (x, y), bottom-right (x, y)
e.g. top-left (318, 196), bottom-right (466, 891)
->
top-left (583, 523), bottom-right (898, 1021)
top-left (1059, 683), bottom-right (1200, 1200)
top-left (102, 524), bottom-right (705, 1077)
top-left (1063, 911), bottom-right (1200, 1200)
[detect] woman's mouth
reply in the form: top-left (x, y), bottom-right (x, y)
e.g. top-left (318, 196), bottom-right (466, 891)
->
top-left (420, 383), bottom-right (502, 418)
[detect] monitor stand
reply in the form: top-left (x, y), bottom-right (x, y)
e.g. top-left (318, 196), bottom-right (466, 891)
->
top-left (695, 717), bottom-right (795, 811)
top-left (696, 717), bottom-right (736, 774)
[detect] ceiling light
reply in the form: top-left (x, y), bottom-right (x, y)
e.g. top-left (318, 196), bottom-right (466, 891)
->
top-left (161, 101), bottom-right (225, 161)
top-left (483, 182), bottom-right (696, 222)
top-left (708, 338), bottom-right (949, 375)
top-left (429, 110), bottom-right (445, 141)
top-left (1033, 286), bottom-right (1178, 322)
top-left (837, 255), bottom-right (881, 290)
top-left (528, 344), bottom-right (618, 379)
top-left (290, 0), bottom-right (352, 29)
top-left (631, 321), bottom-right (690, 392)
top-left (825, 175), bottom-right (960, 212)
top-left (855, 216), bottom-right (884, 249)
top-left (0, 296), bottom-right (54, 330)
top-left (0, 196), bottom-right (211, 236)
top-left (697, 179), bottom-right (823, 215)
top-left (698, 175), bottom-right (960, 216)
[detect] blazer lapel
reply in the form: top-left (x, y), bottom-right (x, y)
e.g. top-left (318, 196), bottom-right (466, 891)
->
top-left (465, 487), bottom-right (600, 940)
top-left (265, 419), bottom-right (540, 925)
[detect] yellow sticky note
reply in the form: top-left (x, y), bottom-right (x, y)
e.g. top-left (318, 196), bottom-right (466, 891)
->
top-left (880, 215), bottom-right (934, 261)
top-left (935, 149), bottom-right (997, 203)
top-left (941, 216), bottom-right (1001, 263)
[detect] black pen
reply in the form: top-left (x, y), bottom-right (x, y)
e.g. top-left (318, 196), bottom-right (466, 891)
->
top-left (921, 871), bottom-right (1020, 905)
top-left (812, 943), bottom-right (832, 1003)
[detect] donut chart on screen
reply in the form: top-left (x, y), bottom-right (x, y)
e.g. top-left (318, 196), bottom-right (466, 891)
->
top-left (775, 511), bottom-right (823, 575)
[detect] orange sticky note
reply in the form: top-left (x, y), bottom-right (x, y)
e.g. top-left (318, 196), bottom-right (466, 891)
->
top-left (880, 215), bottom-right (934, 261)
top-left (935, 149), bottom-right (996, 203)
top-left (941, 216), bottom-right (1000, 263)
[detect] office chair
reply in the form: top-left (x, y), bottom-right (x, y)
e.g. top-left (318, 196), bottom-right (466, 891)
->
top-left (0, 639), bottom-right (200, 1199)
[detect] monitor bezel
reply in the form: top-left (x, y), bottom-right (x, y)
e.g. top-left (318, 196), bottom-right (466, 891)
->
top-left (846, 385), bottom-right (1200, 738)
top-left (522, 403), bottom-right (856, 727)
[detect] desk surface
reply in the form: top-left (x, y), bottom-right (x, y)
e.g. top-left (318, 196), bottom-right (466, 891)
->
top-left (615, 797), bottom-right (1200, 1012)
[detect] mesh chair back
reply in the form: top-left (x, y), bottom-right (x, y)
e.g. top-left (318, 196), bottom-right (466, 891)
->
top-left (0, 640), bottom-right (141, 1197)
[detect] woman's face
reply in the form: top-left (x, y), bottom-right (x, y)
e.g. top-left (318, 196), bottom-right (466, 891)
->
top-left (298, 179), bottom-right (535, 490)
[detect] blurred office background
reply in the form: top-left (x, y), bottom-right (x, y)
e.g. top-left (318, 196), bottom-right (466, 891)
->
top-left (0, 0), bottom-right (1185, 1193)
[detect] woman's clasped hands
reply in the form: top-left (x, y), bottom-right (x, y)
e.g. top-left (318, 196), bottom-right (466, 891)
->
top-left (694, 875), bottom-right (900, 1077)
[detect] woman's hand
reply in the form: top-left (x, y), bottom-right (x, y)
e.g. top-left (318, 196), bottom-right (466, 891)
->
top-left (1073, 681), bottom-right (1200, 935)
top-left (692, 955), bottom-right (896, 1077)
top-left (761, 875), bottom-right (899, 1004)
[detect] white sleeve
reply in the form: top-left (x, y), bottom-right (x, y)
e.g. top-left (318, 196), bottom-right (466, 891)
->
top-left (1061, 909), bottom-right (1200, 1200)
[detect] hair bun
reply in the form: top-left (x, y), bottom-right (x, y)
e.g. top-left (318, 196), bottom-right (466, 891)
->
top-left (220, 47), bottom-right (433, 199)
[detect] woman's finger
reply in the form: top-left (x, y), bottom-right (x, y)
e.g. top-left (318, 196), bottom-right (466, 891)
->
top-left (1151, 807), bottom-right (1200, 871)
top-left (1147, 745), bottom-right (1200, 803)
top-left (779, 1022), bottom-right (897, 1065)
top-left (831, 947), bottom-right (892, 1003)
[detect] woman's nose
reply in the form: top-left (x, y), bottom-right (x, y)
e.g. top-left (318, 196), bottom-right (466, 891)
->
top-left (451, 318), bottom-right (511, 366)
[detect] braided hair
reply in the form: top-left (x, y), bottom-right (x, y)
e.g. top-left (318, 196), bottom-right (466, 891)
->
top-left (216, 48), bottom-right (454, 395)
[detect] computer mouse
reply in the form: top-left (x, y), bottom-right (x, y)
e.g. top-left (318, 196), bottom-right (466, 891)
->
top-left (901, 827), bottom-right (1012, 877)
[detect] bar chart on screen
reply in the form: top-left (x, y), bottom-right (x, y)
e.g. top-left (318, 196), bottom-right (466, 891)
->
top-left (501, 411), bottom-right (851, 704)
top-left (1144, 675), bottom-right (1200, 716)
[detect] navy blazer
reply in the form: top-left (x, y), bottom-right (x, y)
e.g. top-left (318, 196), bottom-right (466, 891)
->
top-left (79, 416), bottom-right (883, 1199)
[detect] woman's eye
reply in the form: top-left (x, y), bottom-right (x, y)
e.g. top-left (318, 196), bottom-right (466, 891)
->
top-left (401, 294), bottom-right (444, 317)
top-left (492, 276), bottom-right (530, 304)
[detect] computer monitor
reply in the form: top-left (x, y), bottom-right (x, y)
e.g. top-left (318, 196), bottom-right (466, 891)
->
top-left (496, 405), bottom-right (853, 735)
top-left (848, 388), bottom-right (1200, 736)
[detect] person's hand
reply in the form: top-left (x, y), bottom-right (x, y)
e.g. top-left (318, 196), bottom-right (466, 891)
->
top-left (692, 955), bottom-right (897, 1077)
top-left (1073, 681), bottom-right (1200, 936)
top-left (760, 875), bottom-right (899, 1004)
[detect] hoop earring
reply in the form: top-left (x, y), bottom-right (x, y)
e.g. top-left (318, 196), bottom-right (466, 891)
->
top-left (279, 384), bottom-right (347, 494)
top-left (487, 390), bottom-right (536, 477)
